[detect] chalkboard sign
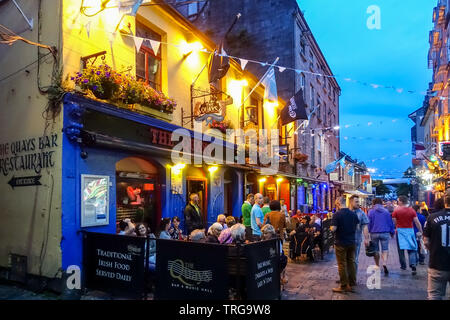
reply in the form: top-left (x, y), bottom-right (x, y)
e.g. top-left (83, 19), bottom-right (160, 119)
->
top-left (321, 219), bottom-right (334, 253)
top-left (245, 239), bottom-right (280, 300)
top-left (83, 232), bottom-right (146, 298)
top-left (155, 239), bottom-right (229, 300)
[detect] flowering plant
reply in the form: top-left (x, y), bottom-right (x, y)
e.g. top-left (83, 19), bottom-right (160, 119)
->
top-left (294, 152), bottom-right (308, 162)
top-left (71, 64), bottom-right (176, 114)
top-left (209, 119), bottom-right (234, 133)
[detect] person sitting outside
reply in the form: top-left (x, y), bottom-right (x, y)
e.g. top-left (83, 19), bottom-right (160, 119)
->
top-left (289, 216), bottom-right (315, 262)
top-left (135, 224), bottom-right (156, 271)
top-left (310, 215), bottom-right (324, 260)
top-left (218, 216), bottom-right (236, 244)
top-left (169, 216), bottom-right (185, 240)
top-left (205, 223), bottom-right (223, 243)
top-left (263, 200), bottom-right (287, 241)
top-left (217, 214), bottom-right (228, 230)
top-left (230, 223), bottom-right (246, 245)
top-left (189, 229), bottom-right (206, 242)
top-left (261, 224), bottom-right (288, 285)
top-left (158, 218), bottom-right (172, 239)
top-left (118, 218), bottom-right (136, 236)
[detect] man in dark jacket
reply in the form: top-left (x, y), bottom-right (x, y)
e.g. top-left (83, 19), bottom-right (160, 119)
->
top-left (184, 193), bottom-right (203, 235)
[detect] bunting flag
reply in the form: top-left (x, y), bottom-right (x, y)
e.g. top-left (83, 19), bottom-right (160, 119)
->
top-left (208, 42), bottom-right (230, 84)
top-left (85, 21), bottom-right (91, 38)
top-left (108, 32), bottom-right (116, 46)
top-left (133, 36), bottom-right (144, 52)
top-left (240, 58), bottom-right (248, 70)
top-left (348, 165), bottom-right (354, 177)
top-left (81, 26), bottom-right (450, 101)
top-left (149, 39), bottom-right (161, 56)
top-left (261, 66), bottom-right (277, 102)
top-left (118, 0), bottom-right (144, 16)
top-left (339, 156), bottom-right (346, 169)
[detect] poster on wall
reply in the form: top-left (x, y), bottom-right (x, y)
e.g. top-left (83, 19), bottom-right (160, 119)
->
top-left (81, 174), bottom-right (109, 227)
top-left (171, 171), bottom-right (183, 194)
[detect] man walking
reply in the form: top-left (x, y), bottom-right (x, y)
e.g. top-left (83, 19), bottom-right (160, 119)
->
top-left (331, 197), bottom-right (359, 293)
top-left (250, 193), bottom-right (264, 241)
top-left (184, 193), bottom-right (203, 236)
top-left (241, 193), bottom-right (254, 241)
top-left (368, 198), bottom-right (395, 275)
top-left (349, 195), bottom-right (370, 272)
top-left (392, 195), bottom-right (424, 275)
top-left (423, 193), bottom-right (450, 300)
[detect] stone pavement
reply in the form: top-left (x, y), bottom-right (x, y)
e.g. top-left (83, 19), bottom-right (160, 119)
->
top-left (281, 238), bottom-right (449, 300)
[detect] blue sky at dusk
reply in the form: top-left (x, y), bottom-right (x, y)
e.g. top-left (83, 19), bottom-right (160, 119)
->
top-left (298, 0), bottom-right (435, 178)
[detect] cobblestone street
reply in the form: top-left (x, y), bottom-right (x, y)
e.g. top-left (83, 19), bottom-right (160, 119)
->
top-left (281, 238), bottom-right (449, 300)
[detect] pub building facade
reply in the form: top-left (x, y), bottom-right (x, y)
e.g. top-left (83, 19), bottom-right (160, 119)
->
top-left (0, 0), bottom-right (303, 289)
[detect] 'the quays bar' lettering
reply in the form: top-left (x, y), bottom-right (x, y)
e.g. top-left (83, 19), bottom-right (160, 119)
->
top-left (0, 134), bottom-right (58, 176)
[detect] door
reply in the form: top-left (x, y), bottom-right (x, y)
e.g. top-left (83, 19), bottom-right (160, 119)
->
top-left (187, 179), bottom-right (207, 224)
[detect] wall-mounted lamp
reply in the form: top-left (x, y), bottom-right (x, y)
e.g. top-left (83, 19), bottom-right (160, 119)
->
top-left (208, 166), bottom-right (219, 174)
top-left (181, 41), bottom-right (204, 58)
top-left (258, 177), bottom-right (267, 183)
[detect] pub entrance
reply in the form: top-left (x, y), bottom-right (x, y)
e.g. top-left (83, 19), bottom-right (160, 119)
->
top-left (186, 166), bottom-right (207, 225)
top-left (115, 157), bottom-right (162, 234)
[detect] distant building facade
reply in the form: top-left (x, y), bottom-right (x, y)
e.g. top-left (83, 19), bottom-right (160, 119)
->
top-left (175, 0), bottom-right (341, 212)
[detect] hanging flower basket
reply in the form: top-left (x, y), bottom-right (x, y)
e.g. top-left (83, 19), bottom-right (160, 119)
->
top-left (71, 63), bottom-right (176, 115)
top-left (294, 153), bottom-right (308, 162)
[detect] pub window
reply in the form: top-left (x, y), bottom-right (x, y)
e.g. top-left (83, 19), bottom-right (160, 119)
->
top-left (136, 22), bottom-right (162, 92)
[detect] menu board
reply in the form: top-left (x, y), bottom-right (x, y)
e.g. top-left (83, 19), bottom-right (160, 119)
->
top-left (81, 175), bottom-right (109, 227)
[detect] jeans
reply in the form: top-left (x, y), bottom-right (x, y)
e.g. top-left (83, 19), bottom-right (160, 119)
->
top-left (335, 244), bottom-right (357, 288)
top-left (427, 268), bottom-right (450, 300)
top-left (396, 234), bottom-right (417, 269)
top-left (355, 239), bottom-right (362, 272)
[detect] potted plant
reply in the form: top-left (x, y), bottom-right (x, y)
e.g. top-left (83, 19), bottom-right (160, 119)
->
top-left (72, 64), bottom-right (120, 100)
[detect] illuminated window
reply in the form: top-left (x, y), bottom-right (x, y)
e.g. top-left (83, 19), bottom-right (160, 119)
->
top-left (136, 22), bottom-right (162, 92)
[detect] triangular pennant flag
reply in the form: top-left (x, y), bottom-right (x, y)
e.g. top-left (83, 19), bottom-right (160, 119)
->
top-left (240, 58), bottom-right (248, 70)
top-left (149, 39), bottom-right (161, 55)
top-left (278, 67), bottom-right (286, 73)
top-left (85, 21), bottom-right (91, 38)
top-left (133, 36), bottom-right (144, 52)
top-left (108, 32), bottom-right (116, 46)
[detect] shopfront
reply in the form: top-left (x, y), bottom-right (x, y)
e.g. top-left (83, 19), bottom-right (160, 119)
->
top-left (61, 94), bottom-right (244, 272)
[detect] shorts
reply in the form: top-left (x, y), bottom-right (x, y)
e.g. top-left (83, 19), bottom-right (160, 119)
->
top-left (370, 232), bottom-right (390, 252)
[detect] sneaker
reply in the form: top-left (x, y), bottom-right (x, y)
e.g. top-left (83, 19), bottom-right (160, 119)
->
top-left (411, 266), bottom-right (417, 276)
top-left (419, 261), bottom-right (425, 265)
top-left (400, 267), bottom-right (407, 271)
top-left (383, 265), bottom-right (389, 275)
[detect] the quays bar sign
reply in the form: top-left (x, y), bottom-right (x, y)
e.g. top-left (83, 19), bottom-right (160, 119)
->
top-left (0, 134), bottom-right (58, 177)
top-left (83, 109), bottom-right (230, 154)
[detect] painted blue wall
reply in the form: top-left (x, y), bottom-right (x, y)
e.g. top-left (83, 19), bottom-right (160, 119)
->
top-left (61, 94), bottom-right (244, 271)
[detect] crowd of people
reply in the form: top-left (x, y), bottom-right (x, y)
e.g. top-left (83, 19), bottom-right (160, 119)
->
top-left (116, 190), bottom-right (449, 300)
top-left (330, 193), bottom-right (450, 300)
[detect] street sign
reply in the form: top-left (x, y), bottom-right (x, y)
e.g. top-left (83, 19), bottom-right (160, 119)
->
top-left (7, 175), bottom-right (42, 189)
